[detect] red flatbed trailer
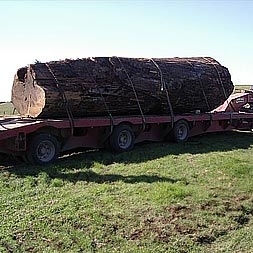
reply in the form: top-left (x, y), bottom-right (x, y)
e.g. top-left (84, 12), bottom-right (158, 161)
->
top-left (0, 92), bottom-right (253, 165)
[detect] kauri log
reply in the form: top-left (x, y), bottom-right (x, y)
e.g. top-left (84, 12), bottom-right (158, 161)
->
top-left (12, 57), bottom-right (234, 118)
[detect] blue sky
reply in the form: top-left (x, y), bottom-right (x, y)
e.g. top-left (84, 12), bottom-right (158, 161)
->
top-left (0, 0), bottom-right (252, 101)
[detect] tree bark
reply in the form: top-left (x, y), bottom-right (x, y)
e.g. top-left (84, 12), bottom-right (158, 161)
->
top-left (12, 57), bottom-right (234, 118)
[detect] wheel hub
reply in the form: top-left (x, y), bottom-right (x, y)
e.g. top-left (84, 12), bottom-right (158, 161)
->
top-left (118, 131), bottom-right (131, 148)
top-left (36, 140), bottom-right (55, 162)
top-left (177, 125), bottom-right (188, 140)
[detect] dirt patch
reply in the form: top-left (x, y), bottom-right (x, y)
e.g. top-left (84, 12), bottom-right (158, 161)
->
top-left (125, 199), bottom-right (253, 245)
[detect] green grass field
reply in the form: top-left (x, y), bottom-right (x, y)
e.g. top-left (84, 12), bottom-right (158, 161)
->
top-left (0, 102), bottom-right (16, 116)
top-left (234, 85), bottom-right (251, 93)
top-left (1, 131), bottom-right (253, 252)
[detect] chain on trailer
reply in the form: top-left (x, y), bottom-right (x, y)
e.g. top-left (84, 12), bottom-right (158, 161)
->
top-left (45, 63), bottom-right (75, 135)
top-left (150, 58), bottom-right (175, 128)
top-left (202, 57), bottom-right (228, 100)
top-left (110, 56), bottom-right (146, 129)
top-left (186, 59), bottom-right (211, 112)
top-left (83, 59), bottom-right (114, 134)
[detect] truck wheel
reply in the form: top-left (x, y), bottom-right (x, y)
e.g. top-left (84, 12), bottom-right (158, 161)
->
top-left (172, 120), bottom-right (189, 143)
top-left (110, 124), bottom-right (135, 152)
top-left (26, 134), bottom-right (60, 165)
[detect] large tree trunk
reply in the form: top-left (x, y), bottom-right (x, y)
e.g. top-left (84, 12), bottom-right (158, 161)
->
top-left (12, 57), bottom-right (234, 118)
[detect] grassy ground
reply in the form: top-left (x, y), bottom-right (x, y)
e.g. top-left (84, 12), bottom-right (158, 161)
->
top-left (0, 131), bottom-right (253, 252)
top-left (0, 102), bottom-right (16, 116)
top-left (234, 85), bottom-right (251, 93)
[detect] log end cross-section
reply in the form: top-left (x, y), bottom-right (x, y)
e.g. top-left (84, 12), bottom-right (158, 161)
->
top-left (12, 66), bottom-right (46, 117)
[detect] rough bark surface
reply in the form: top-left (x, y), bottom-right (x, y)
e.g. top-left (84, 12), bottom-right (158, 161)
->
top-left (12, 57), bottom-right (234, 118)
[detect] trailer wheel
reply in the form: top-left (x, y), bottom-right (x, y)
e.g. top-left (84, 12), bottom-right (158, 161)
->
top-left (172, 120), bottom-right (189, 143)
top-left (110, 124), bottom-right (135, 152)
top-left (26, 134), bottom-right (60, 165)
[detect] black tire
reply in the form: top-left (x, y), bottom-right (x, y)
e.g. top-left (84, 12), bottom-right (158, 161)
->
top-left (172, 120), bottom-right (189, 143)
top-left (109, 124), bottom-right (135, 152)
top-left (26, 134), bottom-right (60, 165)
